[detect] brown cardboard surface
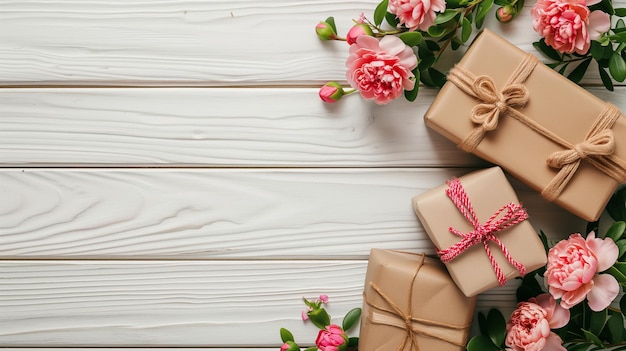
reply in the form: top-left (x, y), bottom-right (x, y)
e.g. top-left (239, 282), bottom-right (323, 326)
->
top-left (359, 249), bottom-right (476, 351)
top-left (412, 167), bottom-right (547, 297)
top-left (424, 29), bottom-right (626, 221)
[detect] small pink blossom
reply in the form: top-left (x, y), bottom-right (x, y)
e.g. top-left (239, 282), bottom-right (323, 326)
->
top-left (301, 310), bottom-right (309, 321)
top-left (319, 82), bottom-right (344, 103)
top-left (505, 294), bottom-right (569, 351)
top-left (531, 0), bottom-right (610, 54)
top-left (315, 324), bottom-right (348, 351)
top-left (318, 294), bottom-right (329, 304)
top-left (388, 0), bottom-right (447, 31)
top-left (346, 24), bottom-right (374, 45)
top-left (346, 35), bottom-right (417, 104)
top-left (544, 232), bottom-right (619, 311)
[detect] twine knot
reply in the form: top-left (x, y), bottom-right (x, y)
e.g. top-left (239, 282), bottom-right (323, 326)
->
top-left (437, 178), bottom-right (528, 286)
top-left (469, 76), bottom-right (530, 133)
top-left (546, 129), bottom-right (615, 168)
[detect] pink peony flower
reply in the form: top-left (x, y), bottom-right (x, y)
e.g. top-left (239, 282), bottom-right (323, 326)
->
top-left (544, 232), bottom-right (619, 311)
top-left (531, 0), bottom-right (610, 54)
top-left (388, 0), bottom-right (447, 31)
top-left (315, 324), bottom-right (348, 351)
top-left (346, 35), bottom-right (418, 104)
top-left (346, 23), bottom-right (374, 45)
top-left (505, 294), bottom-right (569, 351)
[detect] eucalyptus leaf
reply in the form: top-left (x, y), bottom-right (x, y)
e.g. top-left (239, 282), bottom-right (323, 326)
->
top-left (461, 17), bottom-right (472, 43)
top-left (342, 308), bottom-right (361, 331)
top-left (280, 328), bottom-right (294, 343)
top-left (589, 309), bottom-right (608, 336)
top-left (427, 25), bottom-right (447, 37)
top-left (567, 58), bottom-right (592, 83)
top-left (435, 9), bottom-right (459, 24)
top-left (599, 65), bottom-right (615, 91)
top-left (609, 52), bottom-right (626, 81)
top-left (474, 0), bottom-right (494, 28)
top-left (607, 313), bottom-right (624, 343)
top-left (487, 308), bottom-right (506, 347)
top-left (399, 31), bottom-right (423, 47)
top-left (374, 0), bottom-right (389, 26)
top-left (466, 335), bottom-right (499, 351)
top-left (582, 328), bottom-right (604, 346)
top-left (605, 221), bottom-right (626, 242)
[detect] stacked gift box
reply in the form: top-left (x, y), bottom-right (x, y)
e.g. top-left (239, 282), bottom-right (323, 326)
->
top-left (358, 29), bottom-right (626, 351)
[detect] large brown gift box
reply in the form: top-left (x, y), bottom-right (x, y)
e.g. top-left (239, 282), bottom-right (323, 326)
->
top-left (360, 249), bottom-right (476, 351)
top-left (412, 167), bottom-right (547, 297)
top-left (424, 29), bottom-right (626, 222)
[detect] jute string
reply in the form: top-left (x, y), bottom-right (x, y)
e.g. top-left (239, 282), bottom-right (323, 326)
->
top-left (437, 178), bottom-right (528, 286)
top-left (363, 253), bottom-right (470, 351)
top-left (447, 53), bottom-right (626, 201)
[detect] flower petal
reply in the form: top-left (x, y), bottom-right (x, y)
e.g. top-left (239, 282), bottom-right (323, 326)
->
top-left (543, 333), bottom-right (567, 351)
top-left (588, 10), bottom-right (611, 40)
top-left (586, 232), bottom-right (619, 272)
top-left (587, 274), bottom-right (620, 311)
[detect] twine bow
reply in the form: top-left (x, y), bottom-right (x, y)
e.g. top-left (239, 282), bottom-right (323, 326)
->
top-left (447, 52), bottom-right (626, 203)
top-left (437, 178), bottom-right (528, 286)
top-left (364, 254), bottom-right (470, 351)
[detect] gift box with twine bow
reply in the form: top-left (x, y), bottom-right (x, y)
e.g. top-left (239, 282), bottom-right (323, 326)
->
top-left (359, 249), bottom-right (476, 351)
top-left (424, 29), bottom-right (626, 222)
top-left (412, 167), bottom-right (547, 297)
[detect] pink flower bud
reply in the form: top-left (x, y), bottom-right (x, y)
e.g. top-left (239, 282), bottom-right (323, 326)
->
top-left (280, 341), bottom-right (299, 351)
top-left (496, 5), bottom-right (516, 23)
top-left (346, 23), bottom-right (374, 45)
top-left (315, 21), bottom-right (337, 40)
top-left (301, 310), bottom-right (310, 321)
top-left (318, 294), bottom-right (329, 304)
top-left (318, 82), bottom-right (344, 103)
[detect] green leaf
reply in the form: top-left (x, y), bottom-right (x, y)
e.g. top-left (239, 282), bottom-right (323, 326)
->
top-left (308, 308), bottom-right (331, 330)
top-left (621, 294), bottom-right (626, 317)
top-left (466, 335), bottom-right (499, 351)
top-left (617, 239), bottom-right (626, 259)
top-left (427, 25), bottom-right (447, 37)
top-left (424, 40), bottom-right (441, 51)
top-left (605, 221), bottom-right (626, 242)
top-left (567, 58), bottom-right (592, 83)
top-left (478, 311), bottom-right (488, 336)
top-left (607, 187), bottom-right (626, 221)
top-left (303, 347), bottom-right (317, 351)
top-left (348, 337), bottom-right (359, 347)
top-left (404, 69), bottom-right (420, 102)
top-left (609, 52), bottom-right (626, 82)
top-left (582, 328), bottom-right (604, 346)
top-left (399, 31), bottom-right (423, 47)
top-left (591, 41), bottom-right (605, 61)
top-left (589, 309), bottom-right (608, 336)
top-left (486, 309), bottom-right (506, 347)
top-left (435, 9), bottom-right (459, 24)
top-left (494, 0), bottom-right (512, 5)
top-left (599, 65), bottom-right (615, 91)
top-left (610, 31), bottom-right (626, 42)
top-left (593, 0), bottom-right (615, 14)
top-left (342, 308), bottom-right (361, 331)
top-left (418, 50), bottom-right (435, 70)
top-left (618, 19), bottom-right (626, 29)
top-left (428, 67), bottom-right (447, 88)
top-left (385, 11), bottom-right (399, 27)
top-left (533, 39), bottom-right (563, 61)
top-left (474, 0), bottom-right (494, 28)
top-left (607, 313), bottom-right (624, 343)
top-left (325, 17), bottom-right (337, 34)
top-left (461, 17), bottom-right (472, 43)
top-left (566, 343), bottom-right (596, 351)
top-left (616, 8), bottom-right (626, 16)
top-left (280, 328), bottom-right (294, 343)
top-left (374, 0), bottom-right (389, 26)
top-left (558, 62), bottom-right (570, 75)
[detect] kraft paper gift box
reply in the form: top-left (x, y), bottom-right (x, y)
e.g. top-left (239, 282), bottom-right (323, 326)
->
top-left (424, 29), bottom-right (626, 222)
top-left (359, 249), bottom-right (476, 351)
top-left (412, 167), bottom-right (547, 297)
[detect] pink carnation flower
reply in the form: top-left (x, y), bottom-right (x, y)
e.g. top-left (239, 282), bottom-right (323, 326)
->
top-left (544, 232), bottom-right (619, 311)
top-left (505, 294), bottom-right (569, 351)
top-left (531, 0), bottom-right (610, 54)
top-left (346, 35), bottom-right (418, 105)
top-left (389, 0), bottom-right (447, 31)
top-left (315, 324), bottom-right (348, 351)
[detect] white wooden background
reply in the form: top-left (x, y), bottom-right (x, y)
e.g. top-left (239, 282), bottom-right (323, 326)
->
top-left (0, 0), bottom-right (624, 349)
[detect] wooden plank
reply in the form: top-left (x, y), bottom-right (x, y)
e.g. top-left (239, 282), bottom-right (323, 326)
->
top-left (0, 260), bottom-right (518, 347)
top-left (0, 0), bottom-right (622, 85)
top-left (0, 168), bottom-right (585, 259)
top-left (1, 87), bottom-right (625, 166)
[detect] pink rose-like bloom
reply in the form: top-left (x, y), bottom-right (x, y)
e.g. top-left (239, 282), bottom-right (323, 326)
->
top-left (505, 294), bottom-right (569, 351)
top-left (315, 324), bottom-right (348, 351)
top-left (545, 232), bottom-right (619, 311)
top-left (388, 0), bottom-right (447, 31)
top-left (531, 0), bottom-right (611, 54)
top-left (346, 23), bottom-right (374, 45)
top-left (346, 35), bottom-right (418, 105)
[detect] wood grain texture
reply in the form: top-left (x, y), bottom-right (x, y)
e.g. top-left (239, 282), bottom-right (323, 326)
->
top-left (1, 87), bottom-right (625, 166)
top-left (0, 260), bottom-right (518, 347)
top-left (0, 0), bottom-right (623, 86)
top-left (0, 168), bottom-right (585, 258)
